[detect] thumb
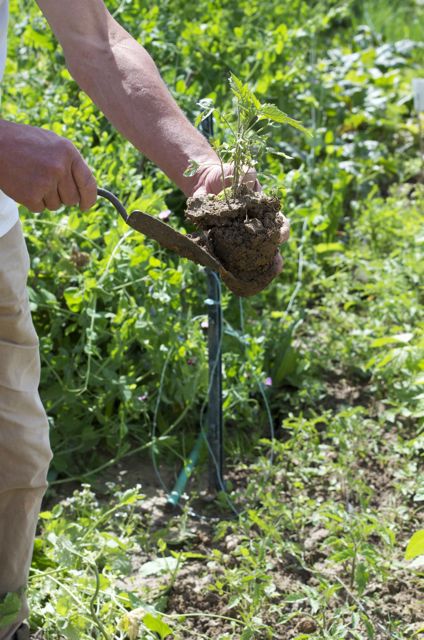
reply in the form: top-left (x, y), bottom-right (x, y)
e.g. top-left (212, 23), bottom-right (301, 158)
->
top-left (192, 185), bottom-right (207, 197)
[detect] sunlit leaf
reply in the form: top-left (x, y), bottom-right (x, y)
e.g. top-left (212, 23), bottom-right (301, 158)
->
top-left (405, 530), bottom-right (424, 560)
top-left (143, 613), bottom-right (173, 639)
top-left (315, 242), bottom-right (345, 253)
top-left (139, 556), bottom-right (180, 577)
top-left (229, 73), bottom-right (261, 110)
top-left (184, 159), bottom-right (200, 177)
top-left (258, 103), bottom-right (311, 135)
top-left (371, 333), bottom-right (414, 347)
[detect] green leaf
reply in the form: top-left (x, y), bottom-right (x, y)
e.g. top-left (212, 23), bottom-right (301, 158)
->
top-left (405, 530), bottom-right (424, 560)
top-left (374, 351), bottom-right (397, 370)
top-left (63, 288), bottom-right (83, 313)
top-left (229, 73), bottom-right (261, 110)
top-left (371, 333), bottom-right (414, 347)
top-left (179, 551), bottom-right (208, 560)
top-left (258, 103), bottom-right (311, 136)
top-left (119, 489), bottom-right (143, 506)
top-left (248, 509), bottom-right (276, 535)
top-left (268, 148), bottom-right (294, 159)
top-left (62, 623), bottom-right (80, 640)
top-left (184, 159), bottom-right (200, 177)
top-left (195, 99), bottom-right (215, 127)
top-left (331, 549), bottom-right (355, 562)
top-left (362, 614), bottom-right (375, 639)
top-left (315, 242), bottom-right (345, 253)
top-left (0, 592), bottom-right (22, 629)
top-left (275, 346), bottom-right (298, 383)
top-left (23, 26), bottom-right (54, 51)
top-left (142, 613), bottom-right (173, 639)
top-left (355, 562), bottom-right (369, 595)
top-left (284, 593), bottom-right (307, 603)
top-left (139, 556), bottom-right (180, 577)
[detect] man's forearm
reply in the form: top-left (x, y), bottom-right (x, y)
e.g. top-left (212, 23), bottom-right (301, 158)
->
top-left (36, 0), bottom-right (219, 196)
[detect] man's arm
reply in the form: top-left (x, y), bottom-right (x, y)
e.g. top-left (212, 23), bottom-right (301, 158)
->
top-left (36, 0), bottom-right (220, 197)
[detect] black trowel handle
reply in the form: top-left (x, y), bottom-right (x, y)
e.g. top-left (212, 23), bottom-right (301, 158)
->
top-left (97, 188), bottom-right (129, 223)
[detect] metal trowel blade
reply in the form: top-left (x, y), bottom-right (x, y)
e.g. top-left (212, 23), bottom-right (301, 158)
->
top-left (126, 210), bottom-right (221, 271)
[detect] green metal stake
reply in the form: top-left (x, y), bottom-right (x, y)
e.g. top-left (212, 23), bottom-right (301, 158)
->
top-left (167, 112), bottom-right (224, 506)
top-left (166, 275), bottom-right (224, 505)
top-left (201, 114), bottom-right (224, 492)
top-left (206, 270), bottom-right (224, 492)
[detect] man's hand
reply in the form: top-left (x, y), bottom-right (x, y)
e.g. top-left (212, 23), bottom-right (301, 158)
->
top-left (190, 163), bottom-right (287, 297)
top-left (219, 234), bottom-right (286, 298)
top-left (0, 120), bottom-right (97, 212)
top-left (191, 162), bottom-right (260, 197)
top-left (220, 251), bottom-right (285, 297)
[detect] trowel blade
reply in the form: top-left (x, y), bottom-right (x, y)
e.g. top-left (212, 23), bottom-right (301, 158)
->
top-left (126, 210), bottom-right (221, 271)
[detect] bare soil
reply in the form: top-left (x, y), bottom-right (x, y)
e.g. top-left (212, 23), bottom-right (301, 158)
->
top-left (93, 441), bottom-right (422, 640)
top-left (39, 380), bottom-right (422, 640)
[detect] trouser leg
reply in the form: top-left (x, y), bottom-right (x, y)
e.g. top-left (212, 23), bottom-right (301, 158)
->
top-left (0, 221), bottom-right (52, 640)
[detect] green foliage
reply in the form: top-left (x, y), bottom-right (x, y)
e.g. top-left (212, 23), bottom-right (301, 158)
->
top-left (193, 73), bottom-right (310, 194)
top-left (352, 0), bottom-right (424, 44)
top-left (4, 0), bottom-right (422, 479)
top-left (0, 592), bottom-right (22, 630)
top-left (29, 485), bottom-right (180, 639)
top-left (209, 404), bottom-right (421, 639)
top-left (2, 1), bottom-right (423, 636)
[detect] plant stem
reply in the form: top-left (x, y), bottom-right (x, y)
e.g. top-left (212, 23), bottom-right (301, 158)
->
top-left (89, 563), bottom-right (111, 640)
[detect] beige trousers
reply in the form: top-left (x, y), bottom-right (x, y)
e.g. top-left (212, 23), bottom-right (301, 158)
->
top-left (0, 221), bottom-right (52, 639)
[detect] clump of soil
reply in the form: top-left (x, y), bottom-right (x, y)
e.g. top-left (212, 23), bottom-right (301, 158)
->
top-left (186, 186), bottom-right (289, 285)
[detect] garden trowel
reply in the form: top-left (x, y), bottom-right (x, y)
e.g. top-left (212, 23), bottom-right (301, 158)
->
top-left (97, 187), bottom-right (246, 293)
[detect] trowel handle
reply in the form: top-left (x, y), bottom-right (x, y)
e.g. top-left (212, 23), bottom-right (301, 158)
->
top-left (97, 188), bottom-right (129, 224)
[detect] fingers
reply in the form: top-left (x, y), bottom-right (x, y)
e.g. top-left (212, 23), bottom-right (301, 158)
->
top-left (192, 163), bottom-right (262, 197)
top-left (227, 164), bottom-right (263, 193)
top-left (205, 163), bottom-right (233, 195)
top-left (221, 251), bottom-right (284, 297)
top-left (30, 200), bottom-right (46, 214)
top-left (272, 252), bottom-right (283, 277)
top-left (240, 166), bottom-right (258, 190)
top-left (30, 149), bottom-right (96, 213)
top-left (221, 164), bottom-right (234, 191)
top-left (279, 226), bottom-right (290, 244)
top-left (71, 156), bottom-right (97, 211)
top-left (192, 185), bottom-right (208, 197)
top-left (277, 214), bottom-right (290, 244)
top-left (42, 188), bottom-right (62, 211)
top-left (36, 170), bottom-right (94, 212)
top-left (58, 175), bottom-right (81, 207)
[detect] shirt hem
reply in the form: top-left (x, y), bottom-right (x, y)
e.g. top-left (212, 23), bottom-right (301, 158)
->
top-left (0, 196), bottom-right (19, 238)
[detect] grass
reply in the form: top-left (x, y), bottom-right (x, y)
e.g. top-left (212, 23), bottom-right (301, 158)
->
top-left (354, 0), bottom-right (424, 43)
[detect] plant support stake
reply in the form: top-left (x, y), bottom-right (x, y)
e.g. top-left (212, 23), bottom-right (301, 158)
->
top-left (167, 111), bottom-right (224, 505)
top-left (206, 270), bottom-right (224, 492)
top-left (201, 112), bottom-right (225, 492)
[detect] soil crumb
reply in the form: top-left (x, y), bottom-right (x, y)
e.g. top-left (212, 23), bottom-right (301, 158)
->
top-left (186, 186), bottom-right (288, 283)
